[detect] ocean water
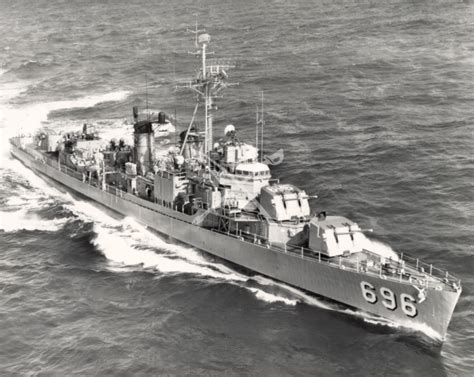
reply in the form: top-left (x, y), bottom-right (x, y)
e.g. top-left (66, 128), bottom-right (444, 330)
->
top-left (0, 0), bottom-right (473, 375)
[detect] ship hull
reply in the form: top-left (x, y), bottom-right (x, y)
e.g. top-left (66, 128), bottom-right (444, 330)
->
top-left (10, 144), bottom-right (460, 339)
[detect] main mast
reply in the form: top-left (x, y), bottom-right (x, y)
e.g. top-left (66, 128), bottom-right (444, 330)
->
top-left (182, 24), bottom-right (235, 162)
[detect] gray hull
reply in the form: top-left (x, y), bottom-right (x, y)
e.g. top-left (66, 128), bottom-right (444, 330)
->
top-left (11, 145), bottom-right (461, 339)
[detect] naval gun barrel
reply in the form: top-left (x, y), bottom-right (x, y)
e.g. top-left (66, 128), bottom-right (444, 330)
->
top-left (335, 229), bottom-right (374, 235)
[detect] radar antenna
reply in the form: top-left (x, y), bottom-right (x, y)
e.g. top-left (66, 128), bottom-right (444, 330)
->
top-left (187, 15), bottom-right (205, 50)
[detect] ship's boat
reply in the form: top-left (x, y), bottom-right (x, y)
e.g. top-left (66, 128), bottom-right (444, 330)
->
top-left (9, 27), bottom-right (461, 340)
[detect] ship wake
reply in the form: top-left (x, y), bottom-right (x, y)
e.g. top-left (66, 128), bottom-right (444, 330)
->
top-left (0, 163), bottom-right (71, 232)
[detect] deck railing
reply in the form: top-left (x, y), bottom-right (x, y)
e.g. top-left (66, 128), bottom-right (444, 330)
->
top-left (212, 227), bottom-right (461, 291)
top-left (398, 253), bottom-right (460, 290)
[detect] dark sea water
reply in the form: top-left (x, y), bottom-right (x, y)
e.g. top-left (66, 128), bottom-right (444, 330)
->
top-left (0, 0), bottom-right (473, 375)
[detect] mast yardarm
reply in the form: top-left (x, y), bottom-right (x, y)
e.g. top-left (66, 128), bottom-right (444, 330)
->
top-left (179, 25), bottom-right (236, 160)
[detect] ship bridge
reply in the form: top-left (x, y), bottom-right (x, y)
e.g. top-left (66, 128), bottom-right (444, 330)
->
top-left (234, 162), bottom-right (270, 177)
top-left (217, 162), bottom-right (271, 211)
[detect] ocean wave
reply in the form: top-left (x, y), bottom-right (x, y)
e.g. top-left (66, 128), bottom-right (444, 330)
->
top-left (4, 196), bottom-right (29, 206)
top-left (0, 159), bottom-right (70, 201)
top-left (64, 204), bottom-right (333, 309)
top-left (0, 81), bottom-right (30, 110)
top-left (90, 216), bottom-right (340, 308)
top-left (343, 307), bottom-right (443, 341)
top-left (45, 193), bottom-right (249, 282)
top-left (250, 275), bottom-right (335, 310)
top-left (0, 167), bottom-right (66, 217)
top-left (247, 288), bottom-right (298, 306)
top-left (89, 214), bottom-right (346, 311)
top-left (251, 275), bottom-right (442, 341)
top-left (93, 217), bottom-right (340, 309)
top-left (0, 208), bottom-right (69, 232)
top-left (93, 223), bottom-right (304, 307)
top-left (2, 191), bottom-right (53, 210)
top-left (91, 220), bottom-right (253, 283)
top-left (92, 226), bottom-right (247, 280)
top-left (48, 194), bottom-right (306, 308)
top-left (10, 60), bottom-right (61, 77)
top-left (17, 60), bottom-right (47, 69)
top-left (0, 164), bottom-right (72, 232)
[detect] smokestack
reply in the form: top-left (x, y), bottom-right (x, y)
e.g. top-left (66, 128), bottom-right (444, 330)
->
top-left (158, 111), bottom-right (166, 124)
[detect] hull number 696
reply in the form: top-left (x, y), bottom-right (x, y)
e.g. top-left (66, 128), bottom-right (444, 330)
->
top-left (360, 281), bottom-right (417, 317)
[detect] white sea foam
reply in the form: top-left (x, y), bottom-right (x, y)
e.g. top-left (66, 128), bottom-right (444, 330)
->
top-left (398, 319), bottom-right (443, 341)
top-left (0, 165), bottom-right (70, 233)
top-left (251, 275), bottom-right (335, 310)
top-left (2, 158), bottom-right (70, 201)
top-left (0, 78), bottom-right (30, 142)
top-left (82, 213), bottom-right (318, 307)
top-left (0, 82), bottom-right (27, 105)
top-left (0, 209), bottom-right (68, 232)
top-left (0, 168), bottom-right (62, 226)
top-left (5, 196), bottom-right (29, 206)
top-left (248, 288), bottom-right (298, 306)
top-left (93, 219), bottom-right (333, 308)
top-left (249, 277), bottom-right (443, 341)
top-left (44, 191), bottom-right (248, 283)
top-left (100, 218), bottom-right (326, 307)
top-left (95, 223), bottom-right (310, 307)
top-left (91, 222), bottom-right (249, 281)
top-left (343, 307), bottom-right (443, 341)
top-left (3, 190), bottom-right (53, 210)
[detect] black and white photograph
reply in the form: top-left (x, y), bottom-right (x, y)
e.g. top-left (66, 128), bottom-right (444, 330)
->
top-left (0, 0), bottom-right (472, 376)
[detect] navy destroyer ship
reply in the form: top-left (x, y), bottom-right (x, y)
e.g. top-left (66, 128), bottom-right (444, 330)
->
top-left (9, 30), bottom-right (461, 339)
